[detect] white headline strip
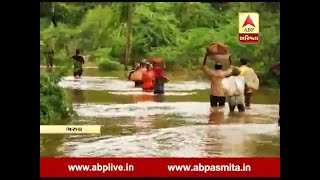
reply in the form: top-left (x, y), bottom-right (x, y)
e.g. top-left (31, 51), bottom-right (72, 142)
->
top-left (40, 125), bottom-right (101, 134)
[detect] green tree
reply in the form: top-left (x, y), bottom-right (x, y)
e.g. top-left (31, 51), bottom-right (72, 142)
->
top-left (40, 2), bottom-right (280, 86)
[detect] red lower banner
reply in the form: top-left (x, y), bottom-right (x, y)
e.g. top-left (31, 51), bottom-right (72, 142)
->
top-left (40, 158), bottom-right (280, 177)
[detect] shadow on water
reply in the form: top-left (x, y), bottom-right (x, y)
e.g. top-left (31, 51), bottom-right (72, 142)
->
top-left (133, 94), bottom-right (166, 103)
top-left (208, 110), bottom-right (225, 125)
top-left (70, 89), bottom-right (86, 103)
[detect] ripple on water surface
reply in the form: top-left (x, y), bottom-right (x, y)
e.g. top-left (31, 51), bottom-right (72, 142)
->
top-left (63, 124), bottom-right (279, 157)
top-left (56, 76), bottom-right (279, 157)
top-left (58, 76), bottom-right (209, 92)
top-left (73, 102), bottom-right (279, 120)
top-left (61, 102), bottom-right (279, 157)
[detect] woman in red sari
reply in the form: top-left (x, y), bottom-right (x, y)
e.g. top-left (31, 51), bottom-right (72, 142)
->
top-left (148, 58), bottom-right (168, 94)
top-left (141, 63), bottom-right (155, 92)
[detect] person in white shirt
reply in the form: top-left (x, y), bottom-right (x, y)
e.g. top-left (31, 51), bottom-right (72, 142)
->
top-left (222, 68), bottom-right (246, 112)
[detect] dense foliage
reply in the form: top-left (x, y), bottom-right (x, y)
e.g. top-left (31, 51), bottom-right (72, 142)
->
top-left (40, 74), bottom-right (73, 125)
top-left (40, 2), bottom-right (280, 86)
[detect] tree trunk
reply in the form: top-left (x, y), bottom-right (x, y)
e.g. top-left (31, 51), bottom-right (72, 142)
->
top-left (51, 2), bottom-right (56, 49)
top-left (50, 2), bottom-right (58, 27)
top-left (124, 2), bottom-right (133, 71)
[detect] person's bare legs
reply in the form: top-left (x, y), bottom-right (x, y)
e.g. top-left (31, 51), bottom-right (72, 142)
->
top-left (244, 92), bottom-right (252, 109)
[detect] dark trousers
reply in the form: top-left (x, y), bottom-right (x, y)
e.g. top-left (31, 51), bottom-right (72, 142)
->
top-left (244, 92), bottom-right (252, 107)
top-left (229, 104), bottom-right (245, 112)
top-left (154, 84), bottom-right (164, 94)
top-left (46, 54), bottom-right (54, 68)
top-left (228, 96), bottom-right (245, 112)
top-left (73, 68), bottom-right (83, 77)
top-left (134, 81), bottom-right (142, 87)
top-left (210, 95), bottom-right (226, 107)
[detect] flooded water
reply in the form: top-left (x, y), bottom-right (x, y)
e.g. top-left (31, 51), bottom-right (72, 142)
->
top-left (40, 68), bottom-right (280, 157)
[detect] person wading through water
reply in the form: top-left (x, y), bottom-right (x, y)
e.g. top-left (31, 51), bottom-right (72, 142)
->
top-left (270, 63), bottom-right (280, 126)
top-left (202, 53), bottom-right (233, 110)
top-left (239, 58), bottom-right (257, 109)
top-left (72, 49), bottom-right (86, 78)
top-left (129, 59), bottom-right (147, 87)
top-left (153, 60), bottom-right (168, 94)
top-left (46, 45), bottom-right (54, 69)
top-left (142, 63), bottom-right (155, 92)
top-left (222, 66), bottom-right (246, 113)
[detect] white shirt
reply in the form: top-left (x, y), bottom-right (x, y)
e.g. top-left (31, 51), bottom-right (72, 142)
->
top-left (222, 76), bottom-right (245, 96)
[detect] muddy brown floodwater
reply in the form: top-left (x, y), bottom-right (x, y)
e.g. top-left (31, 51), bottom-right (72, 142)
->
top-left (40, 68), bottom-right (280, 157)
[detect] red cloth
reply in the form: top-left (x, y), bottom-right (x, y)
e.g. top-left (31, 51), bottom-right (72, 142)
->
top-left (142, 70), bottom-right (155, 90)
top-left (148, 57), bottom-right (163, 64)
top-left (153, 67), bottom-right (164, 78)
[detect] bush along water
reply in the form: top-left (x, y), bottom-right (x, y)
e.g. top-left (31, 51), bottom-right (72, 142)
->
top-left (98, 59), bottom-right (125, 71)
top-left (40, 72), bottom-right (74, 155)
top-left (40, 2), bottom-right (280, 87)
top-left (40, 74), bottom-right (73, 125)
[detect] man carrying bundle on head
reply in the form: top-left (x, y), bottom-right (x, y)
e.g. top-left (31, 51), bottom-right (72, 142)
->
top-left (202, 43), bottom-right (234, 109)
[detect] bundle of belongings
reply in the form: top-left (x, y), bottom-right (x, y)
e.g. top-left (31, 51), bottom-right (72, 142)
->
top-left (129, 59), bottom-right (147, 82)
top-left (148, 57), bottom-right (163, 64)
top-left (148, 57), bottom-right (169, 84)
top-left (206, 43), bottom-right (230, 63)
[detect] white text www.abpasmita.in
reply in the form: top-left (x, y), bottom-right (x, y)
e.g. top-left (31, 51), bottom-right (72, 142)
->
top-left (68, 163), bottom-right (134, 173)
top-left (168, 163), bottom-right (251, 173)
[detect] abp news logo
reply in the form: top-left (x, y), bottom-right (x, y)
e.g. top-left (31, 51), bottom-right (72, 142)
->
top-left (239, 12), bottom-right (259, 44)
